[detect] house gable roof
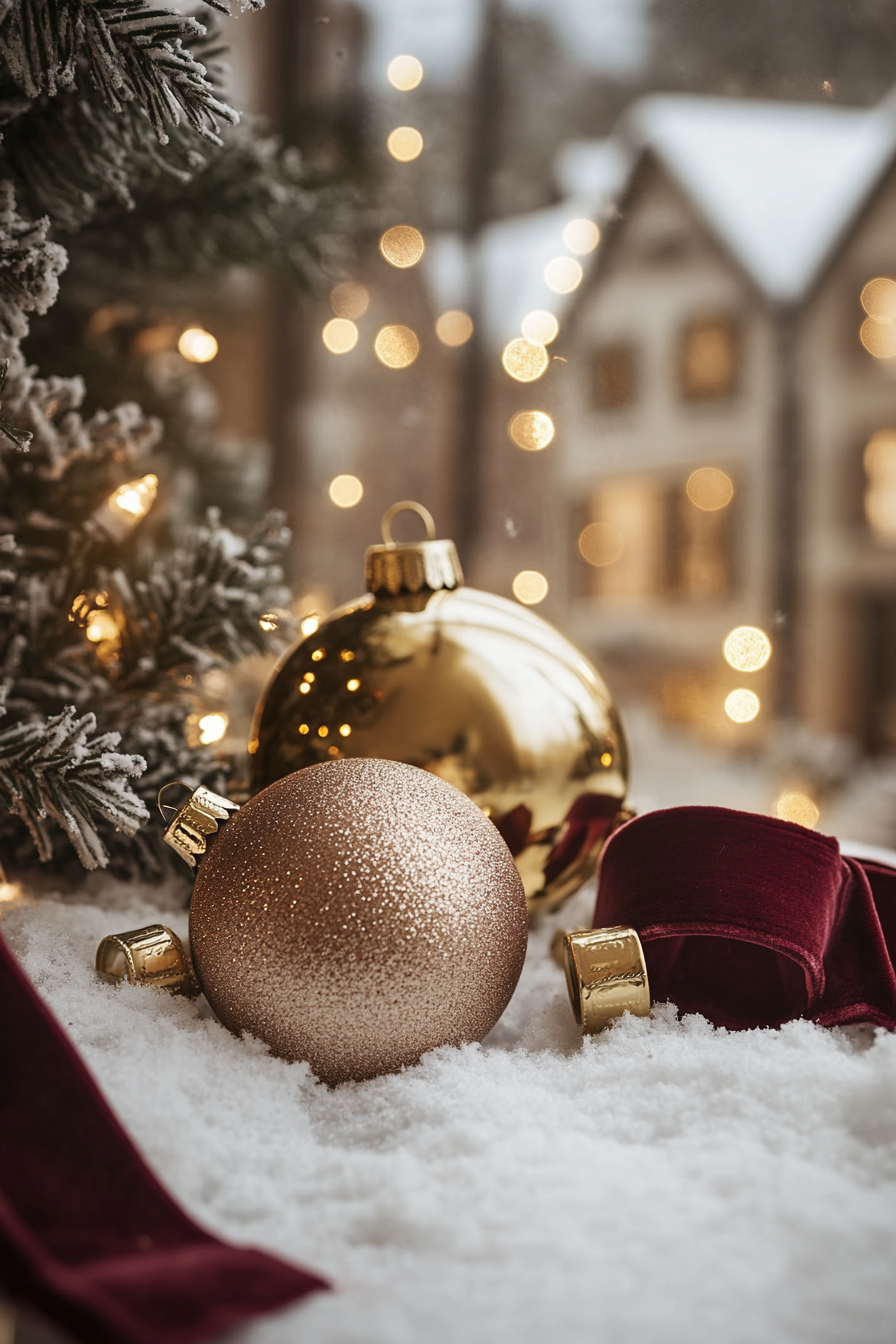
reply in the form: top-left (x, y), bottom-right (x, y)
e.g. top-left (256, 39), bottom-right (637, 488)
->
top-left (624, 95), bottom-right (896, 305)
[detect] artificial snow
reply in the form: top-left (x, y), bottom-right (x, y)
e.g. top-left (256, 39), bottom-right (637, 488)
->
top-left (6, 711), bottom-right (896, 1343)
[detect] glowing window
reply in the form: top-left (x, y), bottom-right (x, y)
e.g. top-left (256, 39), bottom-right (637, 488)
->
top-left (680, 317), bottom-right (739, 400)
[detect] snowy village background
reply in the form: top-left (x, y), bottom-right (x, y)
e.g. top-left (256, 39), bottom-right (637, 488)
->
top-left (70, 0), bottom-right (896, 850)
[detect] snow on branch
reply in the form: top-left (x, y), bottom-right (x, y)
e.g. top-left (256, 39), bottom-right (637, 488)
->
top-left (0, 183), bottom-right (67, 338)
top-left (0, 700), bottom-right (149, 868)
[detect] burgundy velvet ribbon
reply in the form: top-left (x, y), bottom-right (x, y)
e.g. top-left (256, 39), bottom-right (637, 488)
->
top-left (0, 932), bottom-right (328, 1344)
top-left (594, 805), bottom-right (896, 1031)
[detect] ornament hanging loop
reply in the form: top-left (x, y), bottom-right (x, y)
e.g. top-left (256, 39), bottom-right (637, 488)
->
top-left (157, 780), bottom-right (197, 823)
top-left (380, 500), bottom-right (436, 546)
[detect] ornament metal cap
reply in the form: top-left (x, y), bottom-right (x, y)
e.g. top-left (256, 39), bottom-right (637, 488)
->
top-left (563, 925), bottom-right (651, 1033)
top-left (95, 923), bottom-right (199, 997)
top-left (365, 501), bottom-right (463, 604)
top-left (158, 781), bottom-right (240, 869)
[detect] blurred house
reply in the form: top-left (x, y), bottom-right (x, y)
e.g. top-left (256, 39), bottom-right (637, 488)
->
top-left (477, 94), bottom-right (896, 749)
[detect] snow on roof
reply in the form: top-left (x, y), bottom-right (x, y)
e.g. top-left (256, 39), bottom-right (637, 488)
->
top-left (625, 95), bottom-right (896, 303)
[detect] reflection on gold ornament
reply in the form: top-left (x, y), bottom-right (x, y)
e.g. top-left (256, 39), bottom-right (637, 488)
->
top-left (251, 502), bottom-right (629, 915)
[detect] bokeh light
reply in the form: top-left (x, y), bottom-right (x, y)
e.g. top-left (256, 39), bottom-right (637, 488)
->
top-left (865, 430), bottom-right (896, 539)
top-left (329, 474), bottom-right (364, 507)
top-left (512, 570), bottom-right (549, 605)
top-left (578, 521), bottom-right (625, 567)
top-left (723, 626), bottom-right (772, 673)
top-left (387, 54), bottom-right (424, 90)
top-left (85, 609), bottom-right (119, 643)
top-left (330, 281), bottom-right (369, 319)
top-left (861, 277), bottom-right (896, 321)
top-left (686, 467), bottom-right (734, 511)
top-left (775, 791), bottom-right (819, 829)
top-left (544, 257), bottom-right (583, 293)
top-left (502, 337), bottom-right (549, 382)
top-left (374, 325), bottom-right (420, 368)
top-left (508, 410), bottom-right (554, 452)
top-left (387, 126), bottom-right (423, 161)
top-left (521, 310), bottom-right (559, 344)
top-left (198, 712), bottom-right (228, 745)
top-left (725, 688), bottom-right (760, 723)
top-left (562, 219), bottom-right (600, 255)
top-left (322, 318), bottom-right (359, 354)
top-left (435, 310), bottom-right (474, 346)
top-left (379, 225), bottom-right (425, 268)
top-left (300, 615), bottom-right (319, 637)
top-left (178, 327), bottom-right (218, 363)
top-left (860, 317), bottom-right (896, 359)
top-left (109, 473), bottom-right (158, 520)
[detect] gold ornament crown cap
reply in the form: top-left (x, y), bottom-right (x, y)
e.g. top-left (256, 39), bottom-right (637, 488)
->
top-left (365, 501), bottom-right (463, 603)
top-left (159, 781), bottom-right (240, 869)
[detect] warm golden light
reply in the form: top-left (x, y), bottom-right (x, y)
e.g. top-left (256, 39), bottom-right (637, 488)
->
top-left (178, 327), bottom-right (218, 363)
top-left (435, 310), bottom-right (474, 346)
top-left (112, 474), bottom-right (158, 519)
top-left (301, 615), bottom-right (319, 637)
top-left (387, 126), bottom-right (423, 161)
top-left (329, 474), bottom-right (364, 507)
top-left (379, 225), bottom-right (425, 268)
top-left (508, 410), bottom-right (554, 452)
top-left (322, 318), bottom-right (359, 354)
top-left (578, 521), bottom-right (625, 568)
top-left (85, 609), bottom-right (119, 644)
top-left (544, 257), bottom-right (583, 293)
top-left (723, 626), bottom-right (772, 673)
top-left (318, 725), bottom-right (329, 738)
top-left (339, 724), bottom-right (352, 737)
top-left (299, 682), bottom-right (311, 695)
top-left (600, 752), bottom-right (613, 767)
top-left (374, 324), bottom-right (420, 368)
top-left (860, 317), bottom-right (896, 359)
top-left (512, 570), bottom-right (549, 605)
top-left (864, 430), bottom-right (896, 539)
top-left (340, 649), bottom-right (355, 661)
top-left (198, 712), bottom-right (228, 745)
top-left (299, 723), bottom-right (310, 734)
top-left (861, 277), bottom-right (896, 321)
top-left (303, 672), bottom-right (315, 683)
top-left (502, 337), bottom-right (549, 382)
top-left (311, 648), bottom-right (325, 661)
top-left (562, 219), bottom-right (600, 255)
top-left (0, 879), bottom-right (23, 906)
top-left (330, 281), bottom-right (369, 319)
top-left (686, 467), bottom-right (734, 511)
top-left (387, 54), bottom-right (424, 90)
top-left (346, 678), bottom-right (360, 691)
top-left (725, 688), bottom-right (760, 723)
top-left (521, 310), bottom-right (559, 345)
top-left (775, 791), bottom-right (819, 829)
top-left (259, 612), bottom-right (280, 632)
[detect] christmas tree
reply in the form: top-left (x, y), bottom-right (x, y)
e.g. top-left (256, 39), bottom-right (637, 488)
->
top-left (0, 0), bottom-right (347, 879)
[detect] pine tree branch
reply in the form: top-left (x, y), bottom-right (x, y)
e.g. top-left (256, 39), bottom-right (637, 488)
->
top-left (0, 698), bottom-right (148, 867)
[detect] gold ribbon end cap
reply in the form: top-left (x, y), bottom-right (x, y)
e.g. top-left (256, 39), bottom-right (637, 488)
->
top-left (563, 925), bottom-right (650, 1035)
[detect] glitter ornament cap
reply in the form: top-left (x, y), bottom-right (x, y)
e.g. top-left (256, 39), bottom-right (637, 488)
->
top-left (364, 500), bottom-right (463, 607)
top-left (189, 759), bottom-right (529, 1085)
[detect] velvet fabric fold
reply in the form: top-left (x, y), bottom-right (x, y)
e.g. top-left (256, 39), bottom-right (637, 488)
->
top-left (0, 932), bottom-right (328, 1344)
top-left (594, 806), bottom-right (896, 1031)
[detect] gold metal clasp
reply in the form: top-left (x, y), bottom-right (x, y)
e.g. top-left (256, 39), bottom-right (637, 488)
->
top-left (96, 924), bottom-right (199, 997)
top-left (563, 925), bottom-right (651, 1034)
top-left (158, 782), bottom-right (239, 869)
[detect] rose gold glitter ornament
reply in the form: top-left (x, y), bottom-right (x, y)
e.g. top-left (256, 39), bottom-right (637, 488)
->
top-left (250, 502), bottom-right (630, 917)
top-left (189, 759), bottom-right (528, 1085)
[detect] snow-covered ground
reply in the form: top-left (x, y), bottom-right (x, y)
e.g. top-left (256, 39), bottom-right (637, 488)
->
top-left (5, 706), bottom-right (896, 1344)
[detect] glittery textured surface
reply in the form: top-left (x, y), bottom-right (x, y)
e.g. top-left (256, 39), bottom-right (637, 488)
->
top-left (189, 759), bottom-right (528, 1084)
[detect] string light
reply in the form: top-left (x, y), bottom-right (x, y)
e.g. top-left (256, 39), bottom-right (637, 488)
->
top-left (725, 689), bottom-right (760, 723)
top-left (177, 327), bottom-right (218, 363)
top-left (379, 225), bottom-right (425, 268)
top-left (387, 54), bottom-right (424, 90)
top-left (508, 410), bottom-right (554, 452)
top-left (374, 325), bottom-right (419, 368)
top-left (562, 219), bottom-right (600, 255)
top-left (387, 127), bottom-right (423, 161)
top-left (92, 473), bottom-right (158, 541)
top-left (346, 678), bottom-right (360, 691)
top-left (85, 609), bottom-right (119, 644)
top-left (198, 713), bottom-right (228, 745)
top-left (330, 282), bottom-right (369, 319)
top-left (329, 474), bottom-right (364, 507)
top-left (544, 257), bottom-right (582, 293)
top-left (339, 724), bottom-right (352, 737)
top-left (512, 570), bottom-right (549, 605)
top-left (502, 338), bottom-right (548, 382)
top-left (435, 310), bottom-right (474, 346)
top-left (521, 311), bottom-right (559, 345)
top-left (322, 318), bottom-right (359, 354)
top-left (723, 626), bottom-right (772, 672)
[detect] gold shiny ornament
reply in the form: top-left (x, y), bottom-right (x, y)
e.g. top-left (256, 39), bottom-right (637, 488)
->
top-left (189, 759), bottom-right (528, 1085)
top-left (563, 926), bottom-right (650, 1033)
top-left (251, 502), bottom-right (629, 916)
top-left (95, 924), bottom-right (199, 997)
